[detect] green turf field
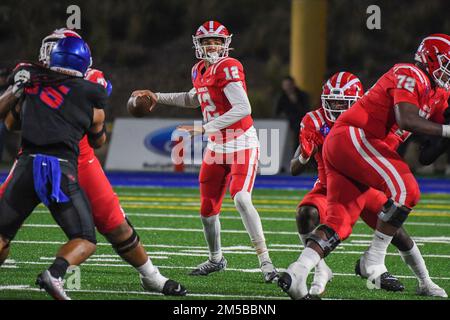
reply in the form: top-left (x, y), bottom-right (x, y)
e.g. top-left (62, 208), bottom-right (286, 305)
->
top-left (0, 187), bottom-right (449, 300)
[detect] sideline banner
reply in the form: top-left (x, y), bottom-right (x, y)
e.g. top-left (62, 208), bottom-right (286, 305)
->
top-left (105, 118), bottom-right (288, 175)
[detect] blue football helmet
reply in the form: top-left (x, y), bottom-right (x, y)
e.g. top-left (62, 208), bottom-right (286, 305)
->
top-left (49, 37), bottom-right (92, 77)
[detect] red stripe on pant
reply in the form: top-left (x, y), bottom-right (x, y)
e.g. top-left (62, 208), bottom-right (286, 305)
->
top-left (322, 125), bottom-right (419, 240)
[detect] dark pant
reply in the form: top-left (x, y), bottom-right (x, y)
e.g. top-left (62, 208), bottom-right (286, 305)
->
top-left (0, 154), bottom-right (96, 243)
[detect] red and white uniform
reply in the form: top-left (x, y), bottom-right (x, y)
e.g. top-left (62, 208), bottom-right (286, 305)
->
top-left (0, 68), bottom-right (125, 234)
top-left (190, 57), bottom-right (259, 216)
top-left (297, 107), bottom-right (388, 231)
top-left (192, 57), bottom-right (259, 153)
top-left (77, 68), bottom-right (125, 234)
top-left (323, 63), bottom-right (449, 240)
top-left (156, 22), bottom-right (261, 217)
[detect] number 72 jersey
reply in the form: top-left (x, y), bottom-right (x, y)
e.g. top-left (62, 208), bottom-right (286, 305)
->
top-left (337, 63), bottom-right (449, 140)
top-left (191, 57), bottom-right (254, 133)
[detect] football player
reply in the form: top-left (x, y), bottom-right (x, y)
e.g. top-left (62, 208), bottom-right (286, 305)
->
top-left (130, 21), bottom-right (278, 282)
top-left (291, 72), bottom-right (446, 297)
top-left (0, 37), bottom-right (105, 300)
top-left (279, 34), bottom-right (450, 299)
top-left (0, 28), bottom-right (187, 297)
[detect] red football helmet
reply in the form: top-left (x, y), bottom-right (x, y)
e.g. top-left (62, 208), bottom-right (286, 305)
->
top-left (415, 33), bottom-right (450, 91)
top-left (39, 28), bottom-right (83, 66)
top-left (321, 72), bottom-right (364, 122)
top-left (192, 21), bottom-right (232, 64)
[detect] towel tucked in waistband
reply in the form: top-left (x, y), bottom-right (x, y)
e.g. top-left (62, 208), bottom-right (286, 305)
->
top-left (32, 154), bottom-right (70, 206)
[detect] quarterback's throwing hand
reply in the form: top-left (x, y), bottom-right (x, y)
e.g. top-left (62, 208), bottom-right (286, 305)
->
top-left (130, 90), bottom-right (158, 112)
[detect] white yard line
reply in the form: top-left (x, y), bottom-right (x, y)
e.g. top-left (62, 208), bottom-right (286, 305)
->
top-left (21, 224), bottom-right (450, 243)
top-left (0, 285), bottom-right (290, 300)
top-left (32, 209), bottom-right (450, 227)
top-left (4, 260), bottom-right (450, 282)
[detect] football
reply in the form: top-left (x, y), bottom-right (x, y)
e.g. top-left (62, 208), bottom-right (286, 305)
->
top-left (127, 95), bottom-right (153, 118)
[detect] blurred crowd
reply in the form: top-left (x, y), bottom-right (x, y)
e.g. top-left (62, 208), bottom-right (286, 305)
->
top-left (0, 0), bottom-right (449, 174)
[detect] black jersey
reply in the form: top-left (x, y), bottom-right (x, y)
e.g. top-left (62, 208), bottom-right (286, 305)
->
top-left (10, 63), bottom-right (108, 162)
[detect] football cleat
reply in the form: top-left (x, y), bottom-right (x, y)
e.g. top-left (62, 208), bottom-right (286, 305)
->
top-left (417, 281), bottom-right (448, 298)
top-left (189, 257), bottom-right (227, 276)
top-left (140, 274), bottom-right (187, 296)
top-left (277, 272), bottom-right (309, 300)
top-left (355, 258), bottom-right (404, 292)
top-left (309, 262), bottom-right (333, 297)
top-left (260, 261), bottom-right (279, 283)
top-left (162, 280), bottom-right (188, 296)
top-left (36, 270), bottom-right (71, 300)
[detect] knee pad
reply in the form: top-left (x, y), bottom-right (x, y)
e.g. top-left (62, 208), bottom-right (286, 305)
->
top-left (233, 191), bottom-right (251, 209)
top-left (112, 225), bottom-right (140, 255)
top-left (378, 199), bottom-right (411, 228)
top-left (297, 206), bottom-right (319, 223)
top-left (306, 224), bottom-right (341, 258)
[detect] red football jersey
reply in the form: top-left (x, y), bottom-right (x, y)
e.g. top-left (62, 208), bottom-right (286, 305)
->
top-left (300, 105), bottom-right (419, 187)
top-left (78, 68), bottom-right (109, 165)
top-left (300, 108), bottom-right (333, 188)
top-left (191, 57), bottom-right (253, 133)
top-left (336, 63), bottom-right (449, 141)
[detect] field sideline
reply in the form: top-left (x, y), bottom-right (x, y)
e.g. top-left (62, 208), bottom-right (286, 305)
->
top-left (0, 185), bottom-right (449, 300)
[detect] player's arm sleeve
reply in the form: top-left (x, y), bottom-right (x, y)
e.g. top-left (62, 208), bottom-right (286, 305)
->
top-left (156, 88), bottom-right (200, 108)
top-left (203, 81), bottom-right (251, 133)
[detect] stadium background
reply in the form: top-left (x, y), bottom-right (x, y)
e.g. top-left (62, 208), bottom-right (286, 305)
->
top-left (0, 0), bottom-right (449, 301)
top-left (0, 0), bottom-right (449, 172)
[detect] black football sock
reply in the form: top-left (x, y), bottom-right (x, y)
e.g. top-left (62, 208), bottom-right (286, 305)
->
top-left (48, 257), bottom-right (70, 279)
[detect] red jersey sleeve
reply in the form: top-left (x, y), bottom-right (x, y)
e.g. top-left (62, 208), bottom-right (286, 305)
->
top-left (299, 112), bottom-right (322, 144)
top-left (213, 58), bottom-right (246, 89)
top-left (390, 65), bottom-right (427, 107)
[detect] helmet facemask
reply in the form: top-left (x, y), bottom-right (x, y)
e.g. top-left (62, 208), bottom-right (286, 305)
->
top-left (39, 36), bottom-right (63, 67)
top-left (432, 54), bottom-right (450, 91)
top-left (193, 35), bottom-right (232, 64)
top-left (321, 89), bottom-right (358, 122)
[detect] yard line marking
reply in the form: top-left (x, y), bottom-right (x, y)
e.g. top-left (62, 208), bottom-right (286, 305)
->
top-left (10, 240), bottom-right (429, 252)
top-left (115, 203), bottom-right (450, 216)
top-left (21, 224), bottom-right (450, 242)
top-left (4, 262), bottom-right (450, 281)
top-left (115, 191), bottom-right (450, 203)
top-left (0, 285), bottom-right (290, 300)
top-left (117, 196), bottom-right (450, 208)
top-left (36, 246), bottom-right (450, 259)
top-left (125, 212), bottom-right (295, 222)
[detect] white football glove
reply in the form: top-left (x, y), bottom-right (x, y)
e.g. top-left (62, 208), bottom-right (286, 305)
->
top-left (12, 70), bottom-right (31, 98)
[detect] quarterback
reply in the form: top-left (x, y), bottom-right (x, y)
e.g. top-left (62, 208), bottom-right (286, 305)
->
top-left (131, 21), bottom-right (277, 282)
